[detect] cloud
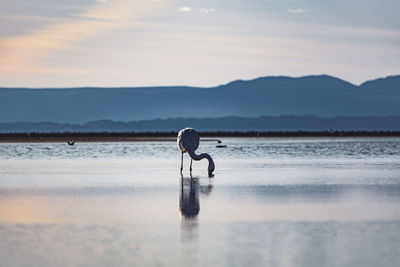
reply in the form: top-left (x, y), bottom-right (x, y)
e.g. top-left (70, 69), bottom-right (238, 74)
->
top-left (287, 9), bottom-right (307, 14)
top-left (178, 6), bottom-right (192, 12)
top-left (0, 0), bottom-right (164, 76)
top-left (200, 8), bottom-right (216, 13)
top-left (178, 7), bottom-right (216, 13)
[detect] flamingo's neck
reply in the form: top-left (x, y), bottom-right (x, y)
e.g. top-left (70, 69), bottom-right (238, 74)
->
top-left (188, 149), bottom-right (215, 176)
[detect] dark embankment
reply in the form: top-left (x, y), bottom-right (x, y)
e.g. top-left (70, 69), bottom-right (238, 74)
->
top-left (1, 131), bottom-right (400, 143)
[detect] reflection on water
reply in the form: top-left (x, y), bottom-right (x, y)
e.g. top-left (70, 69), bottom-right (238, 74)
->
top-left (179, 176), bottom-right (214, 219)
top-left (180, 177), bottom-right (200, 219)
top-left (179, 176), bottom-right (215, 266)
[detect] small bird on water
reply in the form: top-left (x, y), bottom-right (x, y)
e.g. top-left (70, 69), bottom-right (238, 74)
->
top-left (177, 128), bottom-right (215, 177)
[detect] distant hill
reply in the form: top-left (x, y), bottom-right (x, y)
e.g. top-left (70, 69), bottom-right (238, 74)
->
top-left (0, 75), bottom-right (399, 123)
top-left (1, 116), bottom-right (400, 133)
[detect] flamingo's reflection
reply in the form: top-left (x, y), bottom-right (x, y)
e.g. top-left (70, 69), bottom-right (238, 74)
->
top-left (179, 176), bottom-right (213, 262)
top-left (179, 176), bottom-right (213, 219)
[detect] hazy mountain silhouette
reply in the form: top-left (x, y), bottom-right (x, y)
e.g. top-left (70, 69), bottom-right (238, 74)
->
top-left (1, 116), bottom-right (400, 133)
top-left (0, 75), bottom-right (399, 123)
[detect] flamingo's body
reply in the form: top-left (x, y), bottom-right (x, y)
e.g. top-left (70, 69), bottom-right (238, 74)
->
top-left (177, 128), bottom-right (215, 177)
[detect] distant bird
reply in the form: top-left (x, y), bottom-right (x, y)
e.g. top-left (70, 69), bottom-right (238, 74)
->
top-left (177, 128), bottom-right (215, 177)
top-left (67, 141), bottom-right (75, 146)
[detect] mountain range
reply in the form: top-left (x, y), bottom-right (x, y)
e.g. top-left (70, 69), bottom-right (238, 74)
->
top-left (1, 75), bottom-right (399, 124)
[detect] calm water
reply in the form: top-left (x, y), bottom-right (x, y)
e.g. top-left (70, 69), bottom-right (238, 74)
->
top-left (1, 138), bottom-right (400, 266)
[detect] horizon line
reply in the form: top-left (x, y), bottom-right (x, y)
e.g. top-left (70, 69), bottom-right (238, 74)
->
top-left (1, 74), bottom-right (399, 90)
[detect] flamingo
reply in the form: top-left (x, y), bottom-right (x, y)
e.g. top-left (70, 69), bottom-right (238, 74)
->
top-left (67, 140), bottom-right (75, 146)
top-left (177, 128), bottom-right (215, 177)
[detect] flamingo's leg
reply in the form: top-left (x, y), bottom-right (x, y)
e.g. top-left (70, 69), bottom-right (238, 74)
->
top-left (190, 158), bottom-right (193, 174)
top-left (180, 152), bottom-right (183, 174)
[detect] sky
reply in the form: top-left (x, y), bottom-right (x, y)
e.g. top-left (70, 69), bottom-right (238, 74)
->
top-left (0, 0), bottom-right (399, 87)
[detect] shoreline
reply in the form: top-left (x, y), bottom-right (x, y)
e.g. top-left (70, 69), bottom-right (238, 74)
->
top-left (1, 131), bottom-right (400, 143)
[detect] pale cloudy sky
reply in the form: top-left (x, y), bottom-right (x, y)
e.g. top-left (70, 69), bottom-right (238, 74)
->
top-left (0, 0), bottom-right (399, 87)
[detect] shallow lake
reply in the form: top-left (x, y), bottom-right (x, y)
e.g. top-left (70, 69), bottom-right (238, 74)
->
top-left (1, 138), bottom-right (400, 266)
